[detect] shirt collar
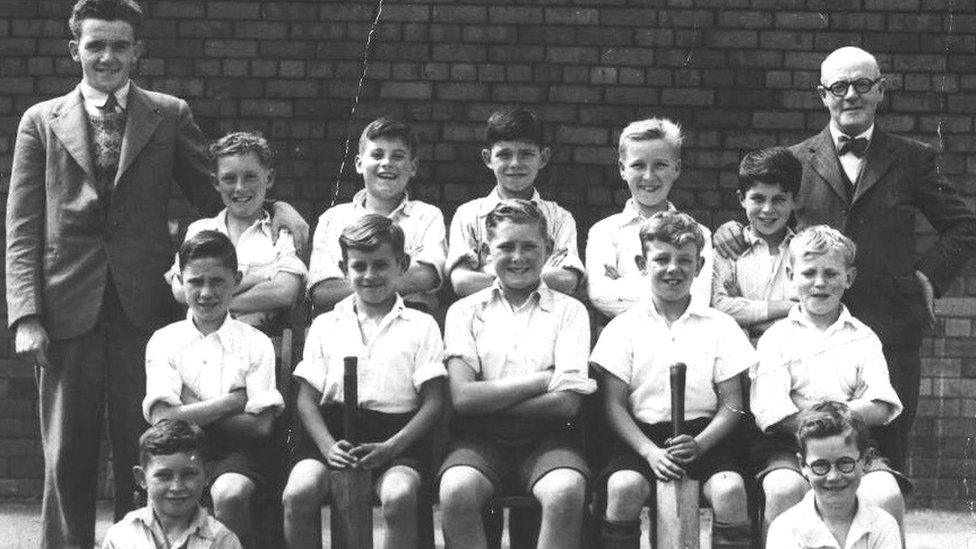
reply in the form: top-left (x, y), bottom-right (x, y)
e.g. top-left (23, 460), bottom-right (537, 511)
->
top-left (478, 187), bottom-right (542, 216)
top-left (641, 296), bottom-right (708, 324)
top-left (617, 199), bottom-right (679, 227)
top-left (487, 278), bottom-right (554, 312)
top-left (134, 504), bottom-right (215, 541)
top-left (79, 80), bottom-right (131, 111)
top-left (353, 188), bottom-right (412, 217)
top-left (829, 122), bottom-right (874, 151)
top-left (795, 491), bottom-right (875, 548)
top-left (742, 225), bottom-right (794, 252)
top-left (183, 310), bottom-right (234, 342)
top-left (788, 303), bottom-right (857, 333)
top-left (334, 293), bottom-right (409, 322)
top-left (217, 209), bottom-right (272, 236)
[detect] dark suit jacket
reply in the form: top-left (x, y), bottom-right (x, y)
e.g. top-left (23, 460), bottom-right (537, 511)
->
top-left (790, 127), bottom-right (976, 345)
top-left (6, 83), bottom-right (219, 339)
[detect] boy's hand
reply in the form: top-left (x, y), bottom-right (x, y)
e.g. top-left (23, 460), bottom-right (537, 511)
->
top-left (714, 221), bottom-right (748, 259)
top-left (546, 247), bottom-right (569, 267)
top-left (268, 202), bottom-right (310, 254)
top-left (915, 270), bottom-right (936, 329)
top-left (225, 387), bottom-right (248, 412)
top-left (350, 441), bottom-right (396, 470)
top-left (14, 317), bottom-right (50, 368)
top-left (665, 434), bottom-right (701, 465)
top-left (642, 445), bottom-right (685, 481)
top-left (326, 440), bottom-right (358, 469)
top-left (604, 264), bottom-right (621, 280)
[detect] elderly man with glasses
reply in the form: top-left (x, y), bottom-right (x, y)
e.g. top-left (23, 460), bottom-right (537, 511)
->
top-left (716, 46), bottom-right (976, 474)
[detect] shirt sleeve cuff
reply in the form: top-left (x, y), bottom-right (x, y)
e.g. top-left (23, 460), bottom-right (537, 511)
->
top-left (245, 389), bottom-right (286, 416)
top-left (548, 372), bottom-right (597, 395)
top-left (756, 401), bottom-right (799, 433)
top-left (447, 250), bottom-right (479, 273)
top-left (293, 359), bottom-right (326, 392)
top-left (412, 361), bottom-right (448, 390)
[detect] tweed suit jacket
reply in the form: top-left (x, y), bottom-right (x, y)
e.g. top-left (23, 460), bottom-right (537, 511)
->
top-left (789, 126), bottom-right (976, 345)
top-left (6, 83), bottom-right (219, 339)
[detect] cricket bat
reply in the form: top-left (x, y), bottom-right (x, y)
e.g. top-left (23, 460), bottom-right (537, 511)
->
top-left (655, 362), bottom-right (701, 549)
top-left (330, 356), bottom-right (373, 549)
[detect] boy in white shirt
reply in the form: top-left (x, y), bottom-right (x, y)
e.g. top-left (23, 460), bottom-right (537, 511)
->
top-left (712, 147), bottom-right (800, 341)
top-left (752, 225), bottom-right (908, 541)
top-left (144, 231), bottom-right (285, 544)
top-left (439, 199), bottom-right (595, 548)
top-left (168, 132), bottom-right (307, 331)
top-left (308, 118), bottom-right (446, 314)
top-left (591, 210), bottom-right (754, 548)
top-left (586, 118), bottom-right (713, 319)
top-left (282, 214), bottom-right (446, 549)
top-left (766, 401), bottom-right (901, 549)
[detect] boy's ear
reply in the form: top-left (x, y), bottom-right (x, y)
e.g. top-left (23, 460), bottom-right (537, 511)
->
top-left (133, 465), bottom-right (147, 490)
top-left (407, 156), bottom-right (419, 178)
top-left (338, 259), bottom-right (347, 275)
top-left (478, 241), bottom-right (491, 262)
top-left (618, 158), bottom-right (627, 179)
top-left (354, 153), bottom-right (365, 175)
top-left (695, 253), bottom-right (705, 276)
top-left (736, 190), bottom-right (746, 203)
top-left (398, 252), bottom-right (411, 272)
top-left (266, 168), bottom-right (276, 190)
top-left (539, 147), bottom-right (551, 169)
top-left (634, 254), bottom-right (647, 273)
top-left (481, 148), bottom-right (492, 168)
top-left (68, 40), bottom-right (80, 62)
top-left (845, 265), bottom-right (857, 287)
top-left (786, 264), bottom-right (794, 281)
top-left (795, 453), bottom-right (808, 479)
top-left (234, 270), bottom-right (243, 286)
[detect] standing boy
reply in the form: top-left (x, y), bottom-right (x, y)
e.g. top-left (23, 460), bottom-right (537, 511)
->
top-left (448, 107), bottom-right (584, 297)
top-left (439, 200), bottom-right (595, 548)
top-left (592, 210), bottom-right (754, 549)
top-left (309, 118), bottom-right (446, 314)
top-left (587, 118), bottom-right (713, 319)
top-left (712, 147), bottom-right (800, 341)
top-left (102, 419), bottom-right (242, 549)
top-left (144, 231), bottom-right (285, 544)
top-left (282, 215), bottom-right (446, 549)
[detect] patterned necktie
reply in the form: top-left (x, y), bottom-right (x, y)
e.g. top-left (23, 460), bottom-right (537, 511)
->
top-left (98, 92), bottom-right (120, 113)
top-left (838, 135), bottom-right (869, 157)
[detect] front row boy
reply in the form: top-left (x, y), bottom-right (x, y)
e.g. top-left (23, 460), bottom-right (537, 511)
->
top-left (766, 401), bottom-right (901, 548)
top-left (282, 215), bottom-right (446, 549)
top-left (439, 200), bottom-right (596, 549)
top-left (752, 225), bottom-right (907, 540)
top-left (143, 231), bottom-right (285, 544)
top-left (102, 419), bottom-right (242, 548)
top-left (592, 210), bottom-right (755, 549)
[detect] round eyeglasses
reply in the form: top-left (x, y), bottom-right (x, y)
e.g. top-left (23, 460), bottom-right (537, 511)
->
top-left (806, 456), bottom-right (859, 476)
top-left (819, 78), bottom-right (882, 98)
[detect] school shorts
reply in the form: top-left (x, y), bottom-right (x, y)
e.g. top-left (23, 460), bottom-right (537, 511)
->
top-left (291, 404), bottom-right (431, 485)
top-left (600, 417), bottom-right (747, 487)
top-left (752, 432), bottom-right (912, 494)
top-left (204, 427), bottom-right (274, 492)
top-left (438, 416), bottom-right (590, 495)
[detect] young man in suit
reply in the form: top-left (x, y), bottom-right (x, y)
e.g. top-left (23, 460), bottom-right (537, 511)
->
top-left (715, 46), bottom-right (976, 472)
top-left (5, 1), bottom-right (307, 547)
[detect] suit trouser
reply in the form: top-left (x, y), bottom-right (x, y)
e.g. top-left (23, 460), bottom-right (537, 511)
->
top-left (874, 343), bottom-right (920, 473)
top-left (37, 277), bottom-right (150, 549)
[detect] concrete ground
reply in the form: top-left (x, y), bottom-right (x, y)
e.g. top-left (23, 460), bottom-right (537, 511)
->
top-left (0, 500), bottom-right (973, 548)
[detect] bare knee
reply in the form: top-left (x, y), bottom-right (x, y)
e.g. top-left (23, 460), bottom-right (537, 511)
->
top-left (439, 466), bottom-right (491, 516)
top-left (533, 469), bottom-right (586, 516)
top-left (762, 470), bottom-right (807, 519)
top-left (379, 469), bottom-right (420, 523)
top-left (605, 471), bottom-right (650, 521)
top-left (211, 474), bottom-right (256, 511)
top-left (282, 462), bottom-right (328, 516)
top-left (858, 473), bottom-right (905, 521)
top-left (704, 471), bottom-right (748, 520)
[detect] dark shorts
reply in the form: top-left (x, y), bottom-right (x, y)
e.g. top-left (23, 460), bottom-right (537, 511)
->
top-left (600, 417), bottom-right (747, 487)
top-left (752, 433), bottom-right (913, 494)
top-left (291, 404), bottom-right (431, 485)
top-left (438, 416), bottom-right (590, 495)
top-left (204, 428), bottom-right (274, 492)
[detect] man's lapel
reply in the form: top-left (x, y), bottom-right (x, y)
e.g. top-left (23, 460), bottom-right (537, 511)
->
top-left (806, 126), bottom-right (849, 204)
top-left (49, 89), bottom-right (94, 178)
top-left (115, 83), bottom-right (162, 186)
top-left (852, 129), bottom-right (894, 204)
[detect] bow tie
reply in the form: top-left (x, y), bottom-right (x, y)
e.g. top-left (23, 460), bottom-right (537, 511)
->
top-left (838, 135), bottom-right (869, 157)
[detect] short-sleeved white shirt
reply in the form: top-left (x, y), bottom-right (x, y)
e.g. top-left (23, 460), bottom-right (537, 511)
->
top-left (447, 187), bottom-right (585, 279)
top-left (143, 313), bottom-right (285, 421)
top-left (585, 200), bottom-right (713, 318)
top-left (752, 305), bottom-right (904, 433)
top-left (293, 294), bottom-right (446, 414)
top-left (590, 299), bottom-right (756, 425)
top-left (444, 281), bottom-right (596, 395)
top-left (307, 190), bottom-right (446, 310)
top-left (766, 491), bottom-right (901, 549)
top-left (101, 504), bottom-right (242, 549)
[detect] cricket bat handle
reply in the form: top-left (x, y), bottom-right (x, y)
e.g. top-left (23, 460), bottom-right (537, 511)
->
top-left (670, 362), bottom-right (686, 437)
top-left (343, 356), bottom-right (359, 444)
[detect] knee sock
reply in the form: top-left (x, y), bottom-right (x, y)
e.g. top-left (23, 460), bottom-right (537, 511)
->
top-left (713, 519), bottom-right (753, 549)
top-left (601, 518), bottom-right (641, 549)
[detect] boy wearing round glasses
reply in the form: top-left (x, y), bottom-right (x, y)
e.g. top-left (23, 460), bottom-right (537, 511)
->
top-left (766, 401), bottom-right (900, 548)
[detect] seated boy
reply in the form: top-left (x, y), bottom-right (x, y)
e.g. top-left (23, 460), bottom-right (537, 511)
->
top-left (752, 225), bottom-right (907, 539)
top-left (448, 107), bottom-right (584, 297)
top-left (712, 147), bottom-right (800, 341)
top-left (144, 230), bottom-right (285, 544)
top-left (103, 419), bottom-right (241, 548)
top-left (167, 132), bottom-right (307, 331)
top-left (586, 118), bottom-right (713, 319)
top-left (308, 118), bottom-right (446, 314)
top-left (767, 401), bottom-right (901, 548)
top-left (592, 210), bottom-right (755, 549)
top-left (282, 215), bottom-right (446, 549)
top-left (439, 200), bottom-right (595, 548)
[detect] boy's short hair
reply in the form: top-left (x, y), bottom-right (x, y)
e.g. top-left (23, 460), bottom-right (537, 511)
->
top-left (788, 225), bottom-right (856, 267)
top-left (737, 147), bottom-right (802, 196)
top-left (138, 419), bottom-right (206, 467)
top-left (638, 210), bottom-right (705, 255)
top-left (178, 230), bottom-right (238, 274)
top-left (485, 199), bottom-right (549, 241)
top-left (209, 131), bottom-right (274, 169)
top-left (796, 401), bottom-right (871, 459)
top-left (485, 107), bottom-right (544, 149)
top-left (339, 214), bottom-right (407, 262)
top-left (618, 118), bottom-right (683, 160)
top-left (69, 0), bottom-right (144, 39)
top-left (358, 117), bottom-right (419, 158)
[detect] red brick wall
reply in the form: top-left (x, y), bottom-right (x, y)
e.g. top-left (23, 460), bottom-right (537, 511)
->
top-left (1, 0), bottom-right (974, 509)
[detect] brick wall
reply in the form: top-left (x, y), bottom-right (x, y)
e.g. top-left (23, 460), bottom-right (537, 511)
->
top-left (1, 0), bottom-right (974, 509)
